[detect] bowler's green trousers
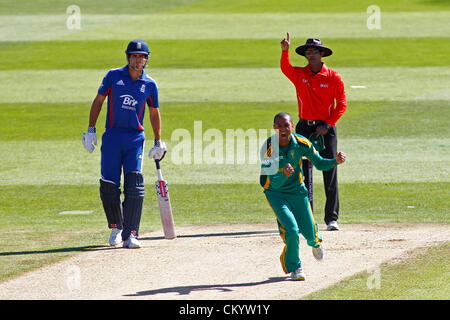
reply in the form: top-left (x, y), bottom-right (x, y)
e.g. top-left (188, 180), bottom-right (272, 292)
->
top-left (265, 189), bottom-right (322, 273)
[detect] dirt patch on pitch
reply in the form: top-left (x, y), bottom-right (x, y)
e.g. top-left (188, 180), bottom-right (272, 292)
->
top-left (0, 223), bottom-right (449, 300)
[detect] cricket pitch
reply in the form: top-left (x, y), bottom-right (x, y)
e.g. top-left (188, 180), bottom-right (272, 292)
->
top-left (0, 223), bottom-right (449, 300)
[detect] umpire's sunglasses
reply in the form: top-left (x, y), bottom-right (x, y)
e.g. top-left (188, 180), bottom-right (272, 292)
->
top-left (305, 49), bottom-right (321, 55)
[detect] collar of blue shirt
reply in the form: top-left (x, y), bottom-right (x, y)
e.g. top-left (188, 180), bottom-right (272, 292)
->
top-left (122, 65), bottom-right (147, 81)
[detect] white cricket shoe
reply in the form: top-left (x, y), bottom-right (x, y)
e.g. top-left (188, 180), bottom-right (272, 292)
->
top-left (123, 234), bottom-right (142, 249)
top-left (327, 221), bottom-right (340, 231)
top-left (312, 244), bottom-right (324, 261)
top-left (109, 228), bottom-right (122, 246)
top-left (290, 267), bottom-right (306, 281)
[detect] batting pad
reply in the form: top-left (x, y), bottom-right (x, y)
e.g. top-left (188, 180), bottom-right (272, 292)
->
top-left (122, 172), bottom-right (145, 240)
top-left (99, 179), bottom-right (123, 229)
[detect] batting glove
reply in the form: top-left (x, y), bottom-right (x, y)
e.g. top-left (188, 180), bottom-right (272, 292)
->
top-left (82, 127), bottom-right (97, 153)
top-left (149, 139), bottom-right (167, 160)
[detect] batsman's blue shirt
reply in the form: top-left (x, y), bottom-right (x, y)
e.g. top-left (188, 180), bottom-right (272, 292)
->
top-left (98, 65), bottom-right (159, 131)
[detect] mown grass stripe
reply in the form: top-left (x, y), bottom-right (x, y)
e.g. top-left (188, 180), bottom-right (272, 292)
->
top-left (1, 67), bottom-right (448, 103)
top-left (1, 12), bottom-right (448, 42)
top-left (0, 183), bottom-right (448, 230)
top-left (168, 0), bottom-right (450, 14)
top-left (0, 0), bottom-right (196, 15)
top-left (2, 0), bottom-right (449, 15)
top-left (0, 138), bottom-right (448, 186)
top-left (1, 38), bottom-right (449, 70)
top-left (1, 100), bottom-right (449, 141)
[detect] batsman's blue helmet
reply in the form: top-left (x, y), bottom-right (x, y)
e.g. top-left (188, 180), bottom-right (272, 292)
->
top-left (125, 39), bottom-right (150, 56)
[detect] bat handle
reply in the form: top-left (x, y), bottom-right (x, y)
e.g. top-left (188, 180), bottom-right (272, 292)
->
top-left (155, 159), bottom-right (164, 181)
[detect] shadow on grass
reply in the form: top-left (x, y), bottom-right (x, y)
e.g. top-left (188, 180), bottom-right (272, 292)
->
top-left (0, 230), bottom-right (279, 256)
top-left (124, 277), bottom-right (288, 297)
top-left (0, 245), bottom-right (111, 256)
top-left (141, 230), bottom-right (279, 241)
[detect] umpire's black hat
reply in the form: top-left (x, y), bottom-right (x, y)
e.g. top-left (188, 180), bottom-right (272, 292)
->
top-left (295, 38), bottom-right (333, 57)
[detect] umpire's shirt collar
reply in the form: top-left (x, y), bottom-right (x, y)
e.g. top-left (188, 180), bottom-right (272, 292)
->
top-left (306, 63), bottom-right (329, 77)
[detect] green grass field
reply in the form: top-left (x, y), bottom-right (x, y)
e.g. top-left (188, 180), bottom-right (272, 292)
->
top-left (0, 0), bottom-right (449, 299)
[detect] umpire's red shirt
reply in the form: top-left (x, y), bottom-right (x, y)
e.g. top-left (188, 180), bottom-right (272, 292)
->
top-left (281, 51), bottom-right (347, 127)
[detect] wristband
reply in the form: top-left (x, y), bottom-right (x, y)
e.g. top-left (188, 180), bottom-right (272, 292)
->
top-left (88, 127), bottom-right (96, 133)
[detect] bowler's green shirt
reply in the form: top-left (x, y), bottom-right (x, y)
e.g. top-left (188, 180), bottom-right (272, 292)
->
top-left (260, 133), bottom-right (337, 194)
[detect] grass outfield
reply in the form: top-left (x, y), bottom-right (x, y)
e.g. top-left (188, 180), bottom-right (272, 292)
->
top-left (0, 0), bottom-right (449, 299)
top-left (3, 12), bottom-right (449, 41)
top-left (2, 0), bottom-right (449, 14)
top-left (1, 67), bottom-right (450, 103)
top-left (2, 38), bottom-right (450, 70)
top-left (305, 242), bottom-right (450, 300)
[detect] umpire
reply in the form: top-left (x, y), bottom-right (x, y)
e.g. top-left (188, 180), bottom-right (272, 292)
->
top-left (280, 34), bottom-right (347, 231)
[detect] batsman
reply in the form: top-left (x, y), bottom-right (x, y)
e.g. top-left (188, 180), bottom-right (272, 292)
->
top-left (260, 113), bottom-right (346, 280)
top-left (82, 39), bottom-right (167, 248)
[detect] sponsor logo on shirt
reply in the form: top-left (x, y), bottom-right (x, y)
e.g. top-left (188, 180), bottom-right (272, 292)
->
top-left (120, 94), bottom-right (138, 111)
top-left (116, 80), bottom-right (125, 86)
top-left (320, 84), bottom-right (328, 88)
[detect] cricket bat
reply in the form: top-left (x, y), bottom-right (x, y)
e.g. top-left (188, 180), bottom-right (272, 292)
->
top-left (302, 156), bottom-right (314, 211)
top-left (155, 159), bottom-right (176, 239)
